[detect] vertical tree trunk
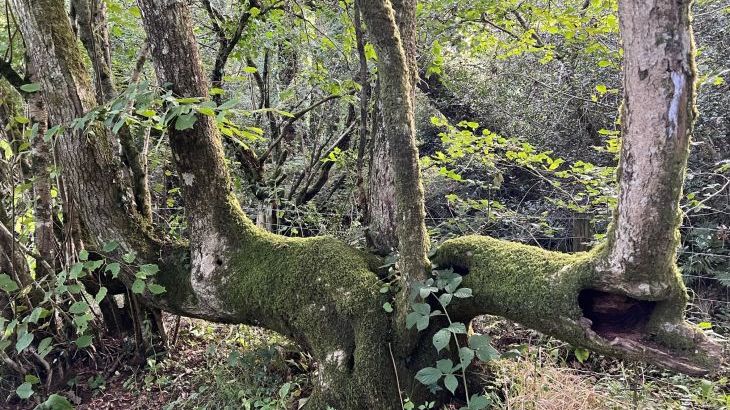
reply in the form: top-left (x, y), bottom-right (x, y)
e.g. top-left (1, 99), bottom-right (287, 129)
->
top-left (26, 62), bottom-right (57, 276)
top-left (365, 0), bottom-right (419, 256)
top-left (599, 0), bottom-right (696, 299)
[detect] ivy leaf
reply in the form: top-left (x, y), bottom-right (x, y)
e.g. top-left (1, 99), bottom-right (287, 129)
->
top-left (15, 382), bottom-right (34, 399)
top-left (433, 329), bottom-right (451, 352)
top-left (382, 302), bottom-right (393, 313)
top-left (438, 293), bottom-right (452, 307)
top-left (16, 333), bottom-right (33, 353)
top-left (78, 249), bottom-right (89, 261)
top-left (444, 374), bottom-right (458, 394)
top-left (415, 367), bottom-right (442, 385)
top-left (131, 279), bottom-right (145, 294)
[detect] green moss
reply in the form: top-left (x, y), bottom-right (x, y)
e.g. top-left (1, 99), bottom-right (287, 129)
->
top-left (433, 235), bottom-right (719, 376)
top-left (215, 207), bottom-right (399, 408)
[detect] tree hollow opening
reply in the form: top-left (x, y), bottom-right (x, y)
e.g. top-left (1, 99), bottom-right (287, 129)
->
top-left (578, 289), bottom-right (656, 340)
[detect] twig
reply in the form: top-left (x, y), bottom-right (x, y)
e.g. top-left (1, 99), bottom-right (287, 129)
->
top-left (388, 342), bottom-right (405, 409)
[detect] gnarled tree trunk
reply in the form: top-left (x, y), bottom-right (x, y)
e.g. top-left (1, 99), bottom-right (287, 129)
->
top-left (10, 0), bottom-right (722, 409)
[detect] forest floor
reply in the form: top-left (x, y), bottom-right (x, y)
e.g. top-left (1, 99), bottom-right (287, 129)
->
top-left (29, 289), bottom-right (729, 410)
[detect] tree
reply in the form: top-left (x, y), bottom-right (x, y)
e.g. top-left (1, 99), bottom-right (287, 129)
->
top-left (6, 0), bottom-right (721, 408)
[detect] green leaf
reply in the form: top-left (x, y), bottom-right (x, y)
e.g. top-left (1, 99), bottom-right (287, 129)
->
top-left (595, 84), bottom-right (607, 94)
top-left (147, 283), bottom-right (166, 295)
top-left (468, 394), bottom-right (491, 410)
top-left (37, 337), bottom-right (53, 358)
top-left (419, 286), bottom-right (438, 298)
top-left (175, 114), bottom-right (197, 130)
top-left (574, 347), bottom-right (590, 363)
top-left (278, 382), bottom-right (291, 399)
top-left (131, 279), bottom-right (145, 294)
top-left (95, 287), bottom-right (108, 303)
top-left (69, 262), bottom-right (85, 279)
top-left (406, 312), bottom-right (421, 329)
top-left (69, 301), bottom-right (89, 315)
top-left (15, 382), bottom-right (34, 399)
top-left (217, 99), bottom-right (239, 110)
top-left (459, 347), bottom-right (475, 367)
top-left (139, 264), bottom-right (159, 276)
top-left (436, 359), bottom-right (454, 373)
top-left (412, 303), bottom-right (431, 316)
top-left (444, 374), bottom-right (458, 394)
top-left (210, 87), bottom-right (225, 96)
top-left (414, 367), bottom-right (441, 385)
top-left (16, 333), bottom-right (33, 353)
top-left (433, 329), bottom-right (450, 352)
top-left (0, 140), bottom-right (13, 159)
top-left (26, 307), bottom-right (43, 324)
top-left (20, 83), bottom-right (41, 93)
top-left (37, 394), bottom-right (74, 410)
top-left (84, 260), bottom-right (104, 271)
top-left (78, 249), bottom-right (89, 261)
top-left (243, 66), bottom-right (258, 74)
top-left (75, 335), bottom-right (93, 348)
top-left (122, 252), bottom-right (136, 263)
top-left (382, 302), bottom-right (393, 313)
top-left (25, 374), bottom-right (40, 384)
top-left (105, 262), bottom-right (121, 278)
top-left (416, 315), bottom-right (430, 331)
top-left (0, 274), bottom-right (19, 293)
top-left (698, 322), bottom-right (712, 330)
top-left (196, 107), bottom-right (216, 117)
top-left (448, 322), bottom-right (467, 334)
top-left (469, 334), bottom-right (500, 362)
top-left (438, 293), bottom-right (453, 307)
top-left (103, 241), bottom-right (119, 253)
top-left (453, 288), bottom-right (473, 298)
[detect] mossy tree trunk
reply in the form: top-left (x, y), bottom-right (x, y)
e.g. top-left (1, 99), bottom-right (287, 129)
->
top-left (10, 0), bottom-right (722, 409)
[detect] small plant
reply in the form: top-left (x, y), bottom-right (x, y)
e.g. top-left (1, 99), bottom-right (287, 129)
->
top-left (406, 267), bottom-right (498, 409)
